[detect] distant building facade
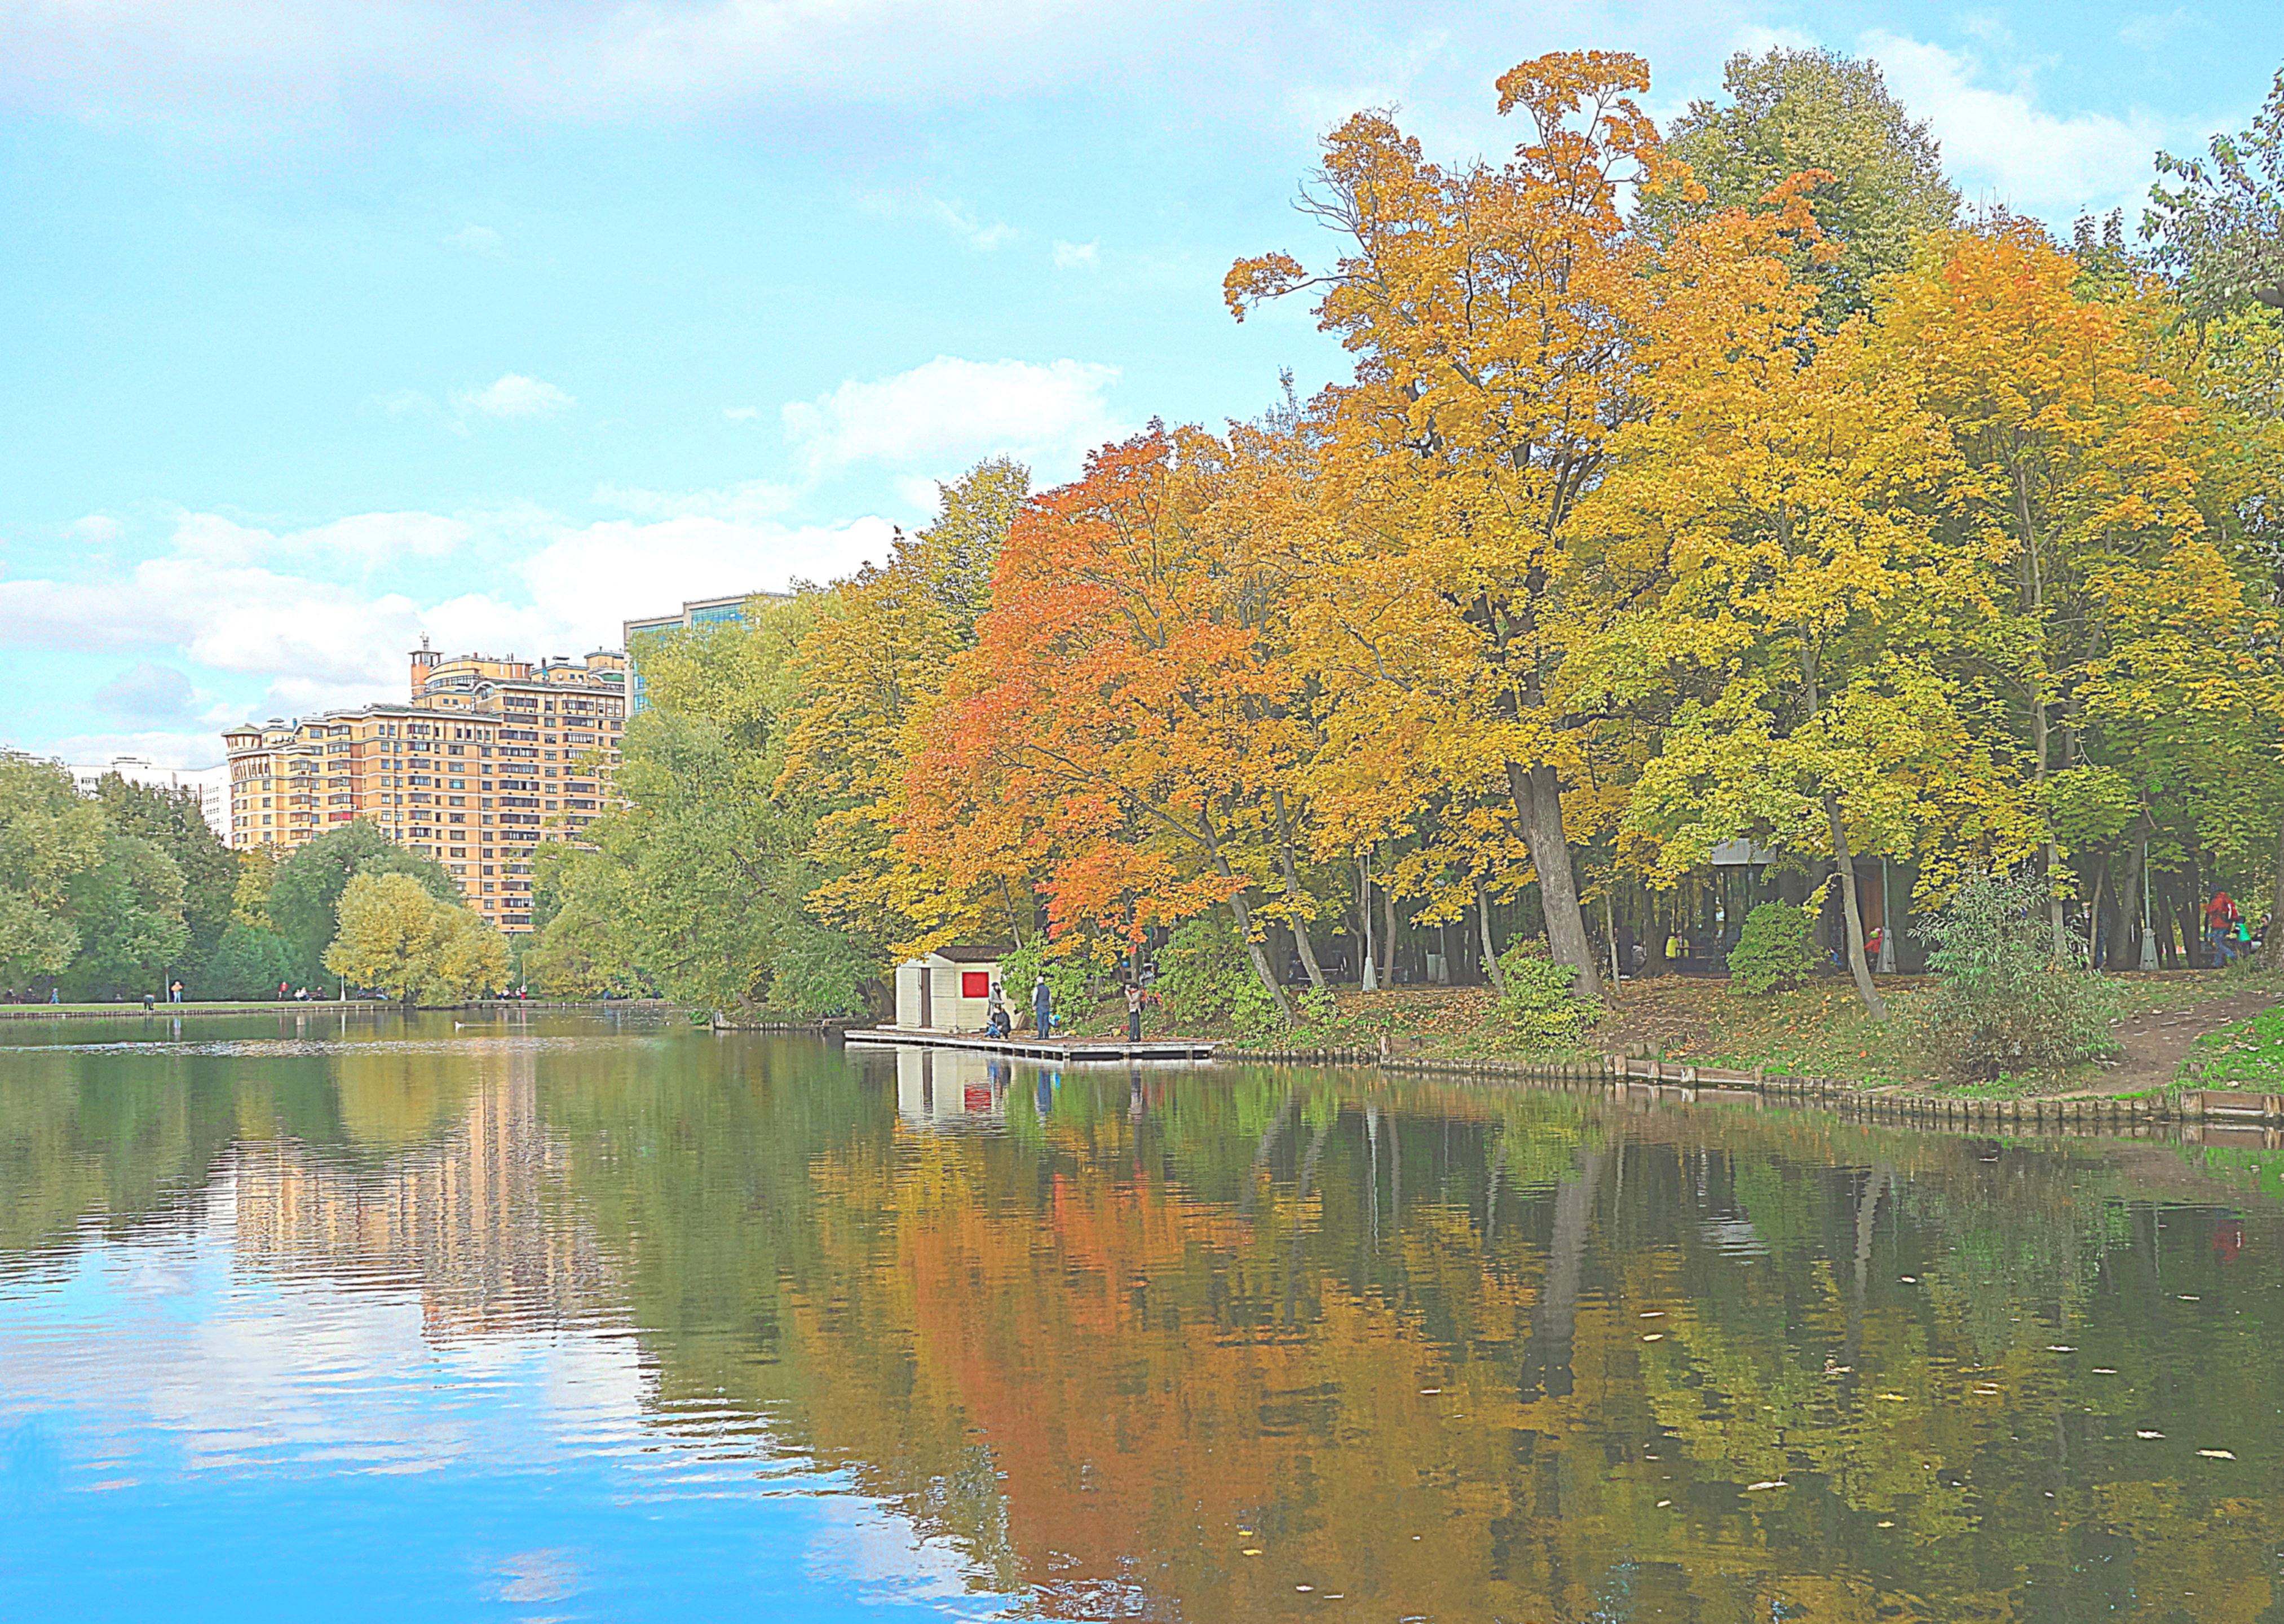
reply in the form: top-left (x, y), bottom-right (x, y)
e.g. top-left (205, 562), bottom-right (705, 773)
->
top-left (68, 756), bottom-right (230, 835)
top-left (621, 590), bottom-right (790, 713)
top-left (220, 645), bottom-right (630, 935)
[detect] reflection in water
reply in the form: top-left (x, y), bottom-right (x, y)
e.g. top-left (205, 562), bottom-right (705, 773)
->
top-left (234, 1054), bottom-right (612, 1341)
top-left (0, 1016), bottom-right (2279, 1622)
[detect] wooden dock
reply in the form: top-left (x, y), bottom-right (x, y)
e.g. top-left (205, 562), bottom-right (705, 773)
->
top-left (842, 1027), bottom-right (1223, 1063)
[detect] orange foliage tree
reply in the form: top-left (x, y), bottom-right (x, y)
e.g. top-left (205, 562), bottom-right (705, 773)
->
top-left (903, 428), bottom-right (1313, 1017)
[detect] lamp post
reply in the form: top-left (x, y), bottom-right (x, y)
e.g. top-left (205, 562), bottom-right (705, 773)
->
top-left (1360, 849), bottom-right (1379, 992)
top-left (2139, 835), bottom-right (2158, 971)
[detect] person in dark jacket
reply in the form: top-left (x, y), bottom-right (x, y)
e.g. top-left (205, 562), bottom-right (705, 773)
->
top-left (1032, 974), bottom-right (1053, 1039)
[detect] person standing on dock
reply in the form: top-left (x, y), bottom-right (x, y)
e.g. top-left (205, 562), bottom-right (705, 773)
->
top-left (1124, 981), bottom-right (1146, 1043)
top-left (1032, 973), bottom-right (1053, 1039)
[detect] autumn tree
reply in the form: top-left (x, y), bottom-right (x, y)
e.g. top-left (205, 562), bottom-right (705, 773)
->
top-left (1229, 51), bottom-right (1702, 997)
top-left (787, 459), bottom-right (1033, 958)
top-left (905, 428), bottom-right (1309, 1017)
top-left (1647, 47), bottom-right (1958, 324)
top-left (325, 871), bottom-right (507, 1004)
top-left (1589, 196), bottom-right (2029, 1014)
top-left (1880, 223), bottom-right (2268, 954)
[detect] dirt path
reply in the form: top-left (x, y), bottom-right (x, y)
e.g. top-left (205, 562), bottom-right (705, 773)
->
top-left (2080, 987), bottom-right (2279, 1094)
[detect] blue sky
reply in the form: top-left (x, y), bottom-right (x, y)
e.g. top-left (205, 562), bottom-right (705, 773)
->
top-left (2, 0), bottom-right (2278, 768)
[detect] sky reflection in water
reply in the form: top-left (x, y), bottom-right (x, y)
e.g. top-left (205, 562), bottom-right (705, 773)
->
top-left (0, 1012), bottom-right (2277, 1621)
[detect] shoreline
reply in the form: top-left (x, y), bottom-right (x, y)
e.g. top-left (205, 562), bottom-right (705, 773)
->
top-left (0, 998), bottom-right (681, 1021)
top-left (1217, 1042), bottom-right (2284, 1131)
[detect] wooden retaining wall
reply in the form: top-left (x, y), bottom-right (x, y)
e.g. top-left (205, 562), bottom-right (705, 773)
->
top-left (1218, 1043), bottom-right (2284, 1134)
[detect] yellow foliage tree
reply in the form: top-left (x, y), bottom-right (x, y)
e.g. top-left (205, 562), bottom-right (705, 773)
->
top-left (324, 872), bottom-right (509, 1005)
top-left (1226, 51), bottom-right (1702, 997)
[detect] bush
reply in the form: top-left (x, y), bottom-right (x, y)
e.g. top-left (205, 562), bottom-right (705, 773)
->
top-left (1914, 871), bottom-right (2117, 1080)
top-left (1154, 915), bottom-right (1284, 1041)
top-left (1000, 940), bottom-right (1101, 1030)
top-left (1495, 941), bottom-right (1603, 1048)
top-left (1726, 902), bottom-right (1819, 994)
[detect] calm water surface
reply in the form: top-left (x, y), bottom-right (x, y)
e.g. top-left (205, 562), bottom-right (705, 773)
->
top-left (1, 1011), bottom-right (2279, 1621)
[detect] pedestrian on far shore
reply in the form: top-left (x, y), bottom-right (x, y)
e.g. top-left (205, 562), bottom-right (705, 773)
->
top-left (1032, 973), bottom-right (1053, 1041)
top-left (1124, 981), bottom-right (1146, 1043)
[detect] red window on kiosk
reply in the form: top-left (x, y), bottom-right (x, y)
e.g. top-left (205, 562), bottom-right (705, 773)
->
top-left (961, 971), bottom-right (991, 999)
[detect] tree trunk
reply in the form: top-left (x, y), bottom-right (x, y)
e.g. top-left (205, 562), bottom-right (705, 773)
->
top-left (2268, 819), bottom-right (2284, 971)
top-left (1825, 794), bottom-right (1887, 1018)
top-left (1226, 890), bottom-right (1293, 1023)
top-left (1379, 878), bottom-right (1398, 985)
top-left (1271, 788), bottom-right (1326, 991)
top-left (2083, 858), bottom-right (2106, 968)
top-left (1202, 813), bottom-right (1292, 1023)
top-left (1478, 881), bottom-right (1506, 993)
top-left (2119, 821), bottom-right (2149, 971)
top-left (2030, 700), bottom-right (2069, 957)
top-left (1506, 762), bottom-right (1603, 998)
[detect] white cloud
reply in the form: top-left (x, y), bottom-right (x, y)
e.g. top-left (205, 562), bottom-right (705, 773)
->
top-left (782, 355), bottom-right (1123, 481)
top-left (1862, 31), bottom-right (2171, 217)
top-left (723, 405), bottom-right (759, 421)
top-left (2118, 8), bottom-right (2198, 50)
top-left (19, 728), bottom-right (229, 769)
top-left (0, 498), bottom-right (898, 747)
top-left (589, 479), bottom-right (798, 524)
top-left (446, 223), bottom-right (505, 258)
top-left (892, 475), bottom-right (942, 513)
top-left (928, 198), bottom-right (1014, 250)
top-left (454, 373), bottom-right (576, 418)
top-left (1051, 238), bottom-right (1100, 269)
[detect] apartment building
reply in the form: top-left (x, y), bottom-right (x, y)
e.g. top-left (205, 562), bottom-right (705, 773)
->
top-left (67, 756), bottom-right (231, 834)
top-left (221, 645), bottom-right (629, 934)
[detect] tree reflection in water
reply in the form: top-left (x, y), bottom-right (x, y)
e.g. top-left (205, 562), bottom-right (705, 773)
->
top-left (0, 1019), bottom-right (2276, 1622)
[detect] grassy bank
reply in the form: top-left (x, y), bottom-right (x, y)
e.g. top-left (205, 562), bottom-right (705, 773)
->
top-left (1099, 964), bottom-right (2284, 1096)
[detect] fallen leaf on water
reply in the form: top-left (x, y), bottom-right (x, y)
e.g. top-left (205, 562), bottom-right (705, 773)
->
top-left (1656, 1499), bottom-right (1672, 1508)
top-left (2136, 1431), bottom-right (2164, 1440)
top-left (2047, 1346), bottom-right (2077, 1352)
top-left (1747, 1480), bottom-right (1789, 1492)
top-left (2199, 1449), bottom-right (2237, 1460)
top-left (1243, 1548), bottom-right (1264, 1556)
top-left (1880, 1393), bottom-right (1910, 1401)
top-left (1642, 1333), bottom-right (1664, 1342)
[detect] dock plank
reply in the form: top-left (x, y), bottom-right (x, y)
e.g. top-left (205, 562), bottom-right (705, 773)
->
top-left (843, 1028), bottom-right (1222, 1063)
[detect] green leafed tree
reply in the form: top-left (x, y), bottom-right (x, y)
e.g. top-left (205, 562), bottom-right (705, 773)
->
top-left (94, 773), bottom-right (236, 975)
top-left (541, 592), bottom-right (873, 1017)
top-left (0, 755), bottom-right (106, 987)
top-left (1649, 47), bottom-right (1959, 324)
top-left (2147, 68), bottom-right (2284, 315)
top-left (59, 834), bottom-right (189, 997)
top-left (267, 819), bottom-right (459, 984)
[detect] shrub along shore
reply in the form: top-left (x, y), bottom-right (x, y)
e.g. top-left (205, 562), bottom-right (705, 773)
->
top-left (1100, 964), bottom-right (2284, 1101)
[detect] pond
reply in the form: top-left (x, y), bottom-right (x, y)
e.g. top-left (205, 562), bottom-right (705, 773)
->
top-left (0, 1011), bottom-right (2277, 1621)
